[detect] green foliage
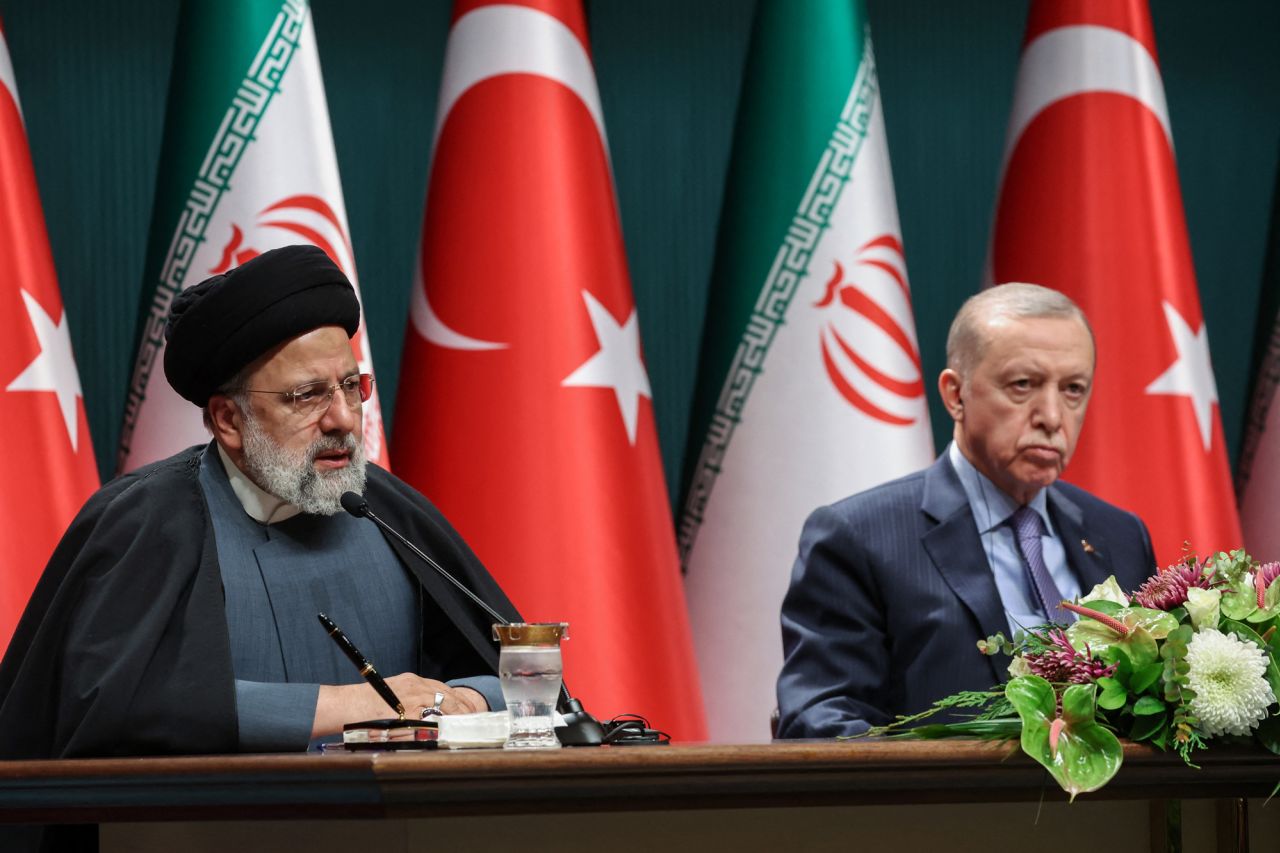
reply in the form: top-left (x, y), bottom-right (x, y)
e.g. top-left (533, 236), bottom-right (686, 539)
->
top-left (1221, 579), bottom-right (1259, 621)
top-left (854, 688), bottom-right (1007, 739)
top-left (893, 718), bottom-right (1022, 740)
top-left (976, 632), bottom-right (1014, 657)
top-left (872, 560), bottom-right (1280, 799)
top-left (1210, 549), bottom-right (1257, 590)
top-left (1248, 577), bottom-right (1280, 623)
top-left (1159, 625), bottom-right (1204, 766)
top-left (1006, 677), bottom-right (1123, 800)
top-left (1066, 607), bottom-right (1178, 657)
top-left (1256, 714), bottom-right (1280, 756)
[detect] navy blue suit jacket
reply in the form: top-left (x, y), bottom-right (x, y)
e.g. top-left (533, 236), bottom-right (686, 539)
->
top-left (776, 454), bottom-right (1156, 739)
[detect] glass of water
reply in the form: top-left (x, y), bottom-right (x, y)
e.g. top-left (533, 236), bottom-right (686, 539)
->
top-left (492, 622), bottom-right (568, 750)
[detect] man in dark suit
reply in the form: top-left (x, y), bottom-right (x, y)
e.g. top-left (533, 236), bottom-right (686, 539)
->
top-left (776, 283), bottom-right (1155, 738)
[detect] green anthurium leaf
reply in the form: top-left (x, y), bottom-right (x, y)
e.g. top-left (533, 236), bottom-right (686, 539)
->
top-left (1066, 608), bottom-right (1178, 656)
top-left (1221, 620), bottom-right (1280, 701)
top-left (1130, 662), bottom-right (1164, 694)
top-left (1099, 647), bottom-right (1131, 683)
top-left (1055, 684), bottom-right (1125, 800)
top-left (1221, 578), bottom-right (1259, 621)
top-left (1132, 695), bottom-right (1166, 716)
top-left (1116, 626), bottom-right (1160, 669)
top-left (1006, 675), bottom-right (1056, 723)
top-left (1081, 599), bottom-right (1124, 616)
top-left (1129, 710), bottom-right (1168, 741)
top-left (1006, 678), bottom-right (1123, 800)
top-left (1097, 685), bottom-right (1128, 710)
top-left (1079, 577), bottom-right (1131, 608)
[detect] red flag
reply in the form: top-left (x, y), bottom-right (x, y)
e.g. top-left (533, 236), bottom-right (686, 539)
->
top-left (991, 0), bottom-right (1242, 564)
top-left (394, 0), bottom-right (706, 738)
top-left (0, 22), bottom-right (99, 652)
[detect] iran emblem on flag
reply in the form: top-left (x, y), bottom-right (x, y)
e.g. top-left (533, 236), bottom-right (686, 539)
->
top-left (679, 1), bottom-right (934, 742)
top-left (119, 0), bottom-right (387, 473)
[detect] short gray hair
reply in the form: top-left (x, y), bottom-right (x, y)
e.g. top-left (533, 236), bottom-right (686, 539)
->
top-left (201, 364), bottom-right (255, 433)
top-left (945, 283), bottom-right (1093, 377)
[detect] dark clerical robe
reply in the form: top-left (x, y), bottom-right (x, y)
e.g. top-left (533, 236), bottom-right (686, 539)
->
top-left (0, 443), bottom-right (520, 760)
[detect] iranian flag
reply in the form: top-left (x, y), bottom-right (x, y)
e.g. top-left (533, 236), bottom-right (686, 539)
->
top-left (118, 0), bottom-right (387, 473)
top-left (991, 0), bottom-right (1241, 564)
top-left (678, 0), bottom-right (934, 742)
top-left (1238, 167), bottom-right (1280, 559)
top-left (395, 0), bottom-right (706, 739)
top-left (0, 20), bottom-right (99, 652)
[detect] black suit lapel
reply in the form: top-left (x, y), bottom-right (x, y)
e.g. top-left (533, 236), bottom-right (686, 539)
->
top-left (921, 458), bottom-right (1008, 683)
top-left (1047, 487), bottom-right (1115, 594)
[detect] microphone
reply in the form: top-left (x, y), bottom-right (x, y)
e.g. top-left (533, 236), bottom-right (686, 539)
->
top-left (341, 491), bottom-right (604, 746)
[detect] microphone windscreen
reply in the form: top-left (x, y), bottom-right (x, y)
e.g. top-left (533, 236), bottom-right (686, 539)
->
top-left (340, 492), bottom-right (369, 518)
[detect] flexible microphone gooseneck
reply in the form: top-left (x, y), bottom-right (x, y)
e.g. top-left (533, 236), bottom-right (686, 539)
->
top-left (340, 491), bottom-right (604, 746)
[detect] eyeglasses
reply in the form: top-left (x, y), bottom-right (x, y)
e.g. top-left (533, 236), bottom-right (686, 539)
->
top-left (243, 373), bottom-right (374, 417)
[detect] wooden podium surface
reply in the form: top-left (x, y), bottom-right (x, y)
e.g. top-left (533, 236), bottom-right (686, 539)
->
top-left (1, 740), bottom-right (1277, 851)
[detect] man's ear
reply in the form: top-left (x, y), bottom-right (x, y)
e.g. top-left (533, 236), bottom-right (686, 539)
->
top-left (207, 394), bottom-right (246, 452)
top-left (938, 369), bottom-right (965, 422)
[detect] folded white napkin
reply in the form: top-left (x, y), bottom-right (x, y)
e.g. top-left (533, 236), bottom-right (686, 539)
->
top-left (437, 710), bottom-right (568, 749)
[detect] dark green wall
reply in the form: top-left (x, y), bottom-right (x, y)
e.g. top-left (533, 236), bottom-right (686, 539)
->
top-left (2, 0), bottom-right (1277, 505)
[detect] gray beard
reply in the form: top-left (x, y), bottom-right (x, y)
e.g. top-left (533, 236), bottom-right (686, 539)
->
top-left (240, 414), bottom-right (367, 516)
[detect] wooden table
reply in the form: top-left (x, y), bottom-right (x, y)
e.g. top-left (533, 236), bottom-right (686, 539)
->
top-left (1, 740), bottom-right (1276, 851)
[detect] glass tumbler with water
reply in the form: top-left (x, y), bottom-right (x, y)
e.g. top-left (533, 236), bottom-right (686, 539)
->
top-left (492, 622), bottom-right (568, 749)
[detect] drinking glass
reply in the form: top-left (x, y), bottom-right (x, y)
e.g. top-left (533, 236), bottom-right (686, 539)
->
top-left (492, 622), bottom-right (568, 750)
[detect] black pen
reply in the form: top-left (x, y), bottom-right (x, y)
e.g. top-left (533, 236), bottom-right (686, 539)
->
top-left (317, 612), bottom-right (405, 719)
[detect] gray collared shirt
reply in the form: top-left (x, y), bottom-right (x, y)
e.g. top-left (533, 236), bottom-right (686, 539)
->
top-left (947, 442), bottom-right (1080, 636)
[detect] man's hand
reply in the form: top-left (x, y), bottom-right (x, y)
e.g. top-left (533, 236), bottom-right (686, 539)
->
top-left (312, 674), bottom-right (489, 737)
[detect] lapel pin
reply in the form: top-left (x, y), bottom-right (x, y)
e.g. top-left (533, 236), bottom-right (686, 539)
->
top-left (1081, 539), bottom-right (1099, 555)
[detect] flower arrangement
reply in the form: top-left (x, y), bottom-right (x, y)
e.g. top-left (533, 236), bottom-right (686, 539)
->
top-left (864, 549), bottom-right (1280, 798)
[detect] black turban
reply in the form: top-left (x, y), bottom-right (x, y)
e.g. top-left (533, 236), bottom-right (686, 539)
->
top-left (163, 244), bottom-right (360, 406)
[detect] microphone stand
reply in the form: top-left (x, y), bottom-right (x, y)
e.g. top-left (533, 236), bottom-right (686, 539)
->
top-left (341, 492), bottom-right (605, 746)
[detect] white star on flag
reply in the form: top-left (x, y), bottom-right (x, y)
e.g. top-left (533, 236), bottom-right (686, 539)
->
top-left (562, 290), bottom-right (651, 445)
top-left (1144, 300), bottom-right (1218, 451)
top-left (7, 289), bottom-right (83, 451)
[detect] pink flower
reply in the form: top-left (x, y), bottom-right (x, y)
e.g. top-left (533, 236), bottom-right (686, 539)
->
top-left (1132, 560), bottom-right (1219, 610)
top-left (1023, 629), bottom-right (1116, 684)
top-left (1255, 562), bottom-right (1280, 610)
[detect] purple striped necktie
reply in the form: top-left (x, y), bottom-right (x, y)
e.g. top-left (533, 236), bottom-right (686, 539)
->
top-left (1010, 506), bottom-right (1074, 624)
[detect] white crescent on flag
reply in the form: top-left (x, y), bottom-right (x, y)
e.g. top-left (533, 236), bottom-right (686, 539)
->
top-left (1002, 24), bottom-right (1171, 165)
top-left (0, 31), bottom-right (22, 119)
top-left (433, 4), bottom-right (606, 147)
top-left (413, 3), bottom-right (607, 351)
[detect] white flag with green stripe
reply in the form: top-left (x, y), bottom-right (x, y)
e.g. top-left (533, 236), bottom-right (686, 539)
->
top-left (118, 0), bottom-right (388, 473)
top-left (678, 0), bottom-right (933, 742)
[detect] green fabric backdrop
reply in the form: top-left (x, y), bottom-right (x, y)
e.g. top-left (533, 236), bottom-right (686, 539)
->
top-left (1, 0), bottom-right (1276, 507)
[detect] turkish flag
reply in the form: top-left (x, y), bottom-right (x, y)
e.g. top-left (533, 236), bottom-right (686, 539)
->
top-left (0, 22), bottom-right (99, 652)
top-left (394, 0), bottom-right (706, 738)
top-left (992, 0), bottom-right (1242, 564)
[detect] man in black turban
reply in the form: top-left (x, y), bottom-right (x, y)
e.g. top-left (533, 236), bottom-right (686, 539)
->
top-left (0, 246), bottom-right (519, 770)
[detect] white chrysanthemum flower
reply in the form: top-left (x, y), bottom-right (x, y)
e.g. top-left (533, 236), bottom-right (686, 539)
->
top-left (1185, 629), bottom-right (1276, 738)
